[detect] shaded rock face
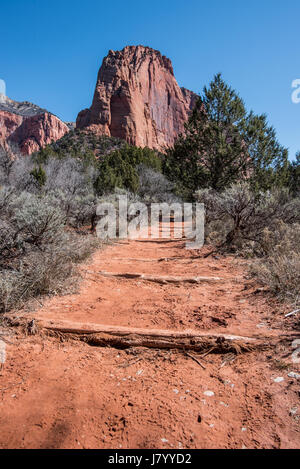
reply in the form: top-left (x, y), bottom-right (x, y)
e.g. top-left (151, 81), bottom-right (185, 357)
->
top-left (0, 96), bottom-right (69, 154)
top-left (77, 46), bottom-right (198, 150)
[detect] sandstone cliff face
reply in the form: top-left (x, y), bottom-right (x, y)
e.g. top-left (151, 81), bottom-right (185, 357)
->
top-left (77, 46), bottom-right (198, 150)
top-left (0, 96), bottom-right (69, 155)
top-left (0, 111), bottom-right (23, 144)
top-left (9, 112), bottom-right (69, 154)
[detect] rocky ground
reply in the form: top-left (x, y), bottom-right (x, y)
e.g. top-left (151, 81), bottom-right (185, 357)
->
top-left (0, 227), bottom-right (299, 449)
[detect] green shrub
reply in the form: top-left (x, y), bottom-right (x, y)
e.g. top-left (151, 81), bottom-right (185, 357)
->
top-left (30, 165), bottom-right (46, 187)
top-left (94, 145), bottom-right (162, 195)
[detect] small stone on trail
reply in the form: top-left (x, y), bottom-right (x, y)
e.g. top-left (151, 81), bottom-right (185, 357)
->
top-left (224, 379), bottom-right (235, 389)
top-left (204, 391), bottom-right (215, 397)
top-left (290, 407), bottom-right (298, 416)
top-left (273, 377), bottom-right (284, 383)
top-left (288, 372), bottom-right (300, 380)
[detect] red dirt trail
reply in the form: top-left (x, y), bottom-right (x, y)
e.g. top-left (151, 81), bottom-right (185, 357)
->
top-left (0, 230), bottom-right (299, 449)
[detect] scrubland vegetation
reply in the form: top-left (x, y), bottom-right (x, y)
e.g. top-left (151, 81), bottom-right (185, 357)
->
top-left (166, 74), bottom-right (300, 304)
top-left (195, 184), bottom-right (300, 301)
top-left (0, 75), bottom-right (299, 313)
top-left (0, 135), bottom-right (173, 313)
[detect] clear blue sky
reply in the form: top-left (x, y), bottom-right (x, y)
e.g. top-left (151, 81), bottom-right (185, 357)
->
top-left (1, 0), bottom-right (299, 160)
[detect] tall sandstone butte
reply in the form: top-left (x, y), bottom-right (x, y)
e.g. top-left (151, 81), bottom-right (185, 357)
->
top-left (76, 46), bottom-right (198, 150)
top-left (0, 96), bottom-right (69, 155)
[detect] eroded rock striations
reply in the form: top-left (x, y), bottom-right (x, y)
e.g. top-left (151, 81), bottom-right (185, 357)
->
top-left (0, 96), bottom-right (69, 154)
top-left (77, 46), bottom-right (198, 150)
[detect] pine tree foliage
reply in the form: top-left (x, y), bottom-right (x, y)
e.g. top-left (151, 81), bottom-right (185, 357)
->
top-left (164, 74), bottom-right (289, 197)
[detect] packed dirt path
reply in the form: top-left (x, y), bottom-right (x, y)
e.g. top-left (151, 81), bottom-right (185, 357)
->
top-left (0, 228), bottom-right (299, 449)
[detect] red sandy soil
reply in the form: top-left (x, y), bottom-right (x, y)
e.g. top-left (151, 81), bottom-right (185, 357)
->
top-left (0, 231), bottom-right (299, 449)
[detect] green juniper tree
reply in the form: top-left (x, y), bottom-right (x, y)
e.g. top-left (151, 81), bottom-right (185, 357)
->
top-left (94, 145), bottom-right (161, 195)
top-left (288, 151), bottom-right (300, 196)
top-left (241, 112), bottom-right (289, 191)
top-left (164, 74), bottom-right (289, 198)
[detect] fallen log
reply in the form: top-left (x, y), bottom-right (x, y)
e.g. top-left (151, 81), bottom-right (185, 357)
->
top-left (94, 270), bottom-right (222, 284)
top-left (32, 318), bottom-right (266, 353)
top-left (107, 257), bottom-right (190, 263)
top-left (133, 239), bottom-right (186, 244)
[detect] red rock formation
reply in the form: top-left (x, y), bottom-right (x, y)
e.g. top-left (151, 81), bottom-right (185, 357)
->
top-left (0, 97), bottom-right (69, 155)
top-left (77, 46), bottom-right (198, 150)
top-left (0, 111), bottom-right (23, 144)
top-left (9, 112), bottom-right (69, 154)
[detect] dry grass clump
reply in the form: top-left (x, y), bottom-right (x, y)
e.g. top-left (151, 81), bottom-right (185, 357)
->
top-left (249, 223), bottom-right (300, 301)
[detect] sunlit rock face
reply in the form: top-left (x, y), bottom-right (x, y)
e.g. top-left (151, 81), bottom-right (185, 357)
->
top-left (76, 46), bottom-right (198, 150)
top-left (0, 96), bottom-right (69, 154)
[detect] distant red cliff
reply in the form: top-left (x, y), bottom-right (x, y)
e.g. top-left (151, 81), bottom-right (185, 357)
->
top-left (0, 96), bottom-right (69, 155)
top-left (77, 45), bottom-right (198, 150)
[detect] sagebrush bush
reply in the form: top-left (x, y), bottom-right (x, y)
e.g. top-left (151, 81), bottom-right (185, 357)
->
top-left (0, 184), bottom-right (100, 314)
top-left (195, 183), bottom-right (300, 301)
top-left (0, 230), bottom-right (100, 314)
top-left (137, 165), bottom-right (179, 203)
top-left (249, 223), bottom-right (300, 300)
top-left (195, 182), bottom-right (300, 255)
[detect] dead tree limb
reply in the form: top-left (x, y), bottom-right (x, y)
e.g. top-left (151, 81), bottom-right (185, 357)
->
top-left (93, 270), bottom-right (222, 284)
top-left (184, 352), bottom-right (206, 369)
top-left (28, 318), bottom-right (269, 354)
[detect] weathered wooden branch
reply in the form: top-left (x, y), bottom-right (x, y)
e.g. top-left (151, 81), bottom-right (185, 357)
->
top-left (107, 257), bottom-right (191, 263)
top-left (185, 352), bottom-right (206, 369)
top-left (93, 270), bottom-right (222, 284)
top-left (32, 318), bottom-right (267, 353)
